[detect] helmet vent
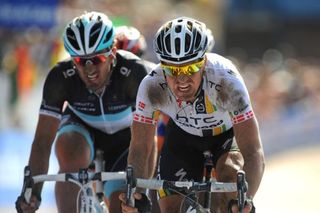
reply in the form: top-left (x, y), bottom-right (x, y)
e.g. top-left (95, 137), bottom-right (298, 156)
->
top-left (156, 35), bottom-right (162, 53)
top-left (185, 34), bottom-right (191, 52)
top-left (175, 38), bottom-right (180, 55)
top-left (66, 28), bottom-right (80, 50)
top-left (165, 35), bottom-right (171, 54)
top-left (175, 25), bottom-right (181, 33)
top-left (104, 28), bottom-right (114, 44)
top-left (187, 21), bottom-right (193, 31)
top-left (78, 21), bottom-right (86, 53)
top-left (165, 22), bottom-right (172, 33)
top-left (195, 32), bottom-right (201, 50)
top-left (90, 22), bottom-right (102, 47)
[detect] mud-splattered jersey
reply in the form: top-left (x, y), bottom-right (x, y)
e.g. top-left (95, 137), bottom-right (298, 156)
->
top-left (39, 50), bottom-right (153, 134)
top-left (134, 53), bottom-right (254, 137)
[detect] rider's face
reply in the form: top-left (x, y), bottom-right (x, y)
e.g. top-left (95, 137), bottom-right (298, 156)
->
top-left (164, 58), bottom-right (205, 102)
top-left (73, 48), bottom-right (116, 92)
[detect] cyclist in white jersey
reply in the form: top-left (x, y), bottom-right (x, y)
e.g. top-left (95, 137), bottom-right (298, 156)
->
top-left (120, 17), bottom-right (265, 213)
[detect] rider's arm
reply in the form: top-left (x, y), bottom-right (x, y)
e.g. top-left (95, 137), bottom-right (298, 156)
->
top-left (233, 115), bottom-right (265, 199)
top-left (128, 120), bottom-right (157, 179)
top-left (26, 63), bottom-right (68, 197)
top-left (28, 114), bottom-right (60, 197)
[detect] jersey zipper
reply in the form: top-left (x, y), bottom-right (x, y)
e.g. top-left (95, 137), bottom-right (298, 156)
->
top-left (94, 87), bottom-right (111, 133)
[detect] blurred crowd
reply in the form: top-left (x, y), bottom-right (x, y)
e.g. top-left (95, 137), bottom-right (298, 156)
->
top-left (0, 28), bottom-right (66, 129)
top-left (228, 49), bottom-right (320, 123)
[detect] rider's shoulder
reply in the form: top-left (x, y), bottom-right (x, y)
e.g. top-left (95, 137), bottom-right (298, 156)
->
top-left (205, 53), bottom-right (241, 78)
top-left (206, 53), bottom-right (236, 69)
top-left (115, 50), bottom-right (150, 75)
top-left (139, 65), bottom-right (165, 89)
top-left (116, 49), bottom-right (140, 61)
top-left (45, 59), bottom-right (76, 82)
top-left (140, 59), bottom-right (157, 73)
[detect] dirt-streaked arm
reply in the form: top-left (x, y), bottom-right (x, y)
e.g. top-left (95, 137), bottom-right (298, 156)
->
top-left (128, 121), bottom-right (157, 179)
top-left (233, 116), bottom-right (265, 199)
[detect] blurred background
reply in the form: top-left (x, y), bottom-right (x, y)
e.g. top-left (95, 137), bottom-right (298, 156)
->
top-left (1, 0), bottom-right (320, 212)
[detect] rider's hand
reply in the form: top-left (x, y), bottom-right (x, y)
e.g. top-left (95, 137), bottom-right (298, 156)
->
top-left (15, 194), bottom-right (41, 213)
top-left (119, 192), bottom-right (140, 213)
top-left (119, 192), bottom-right (151, 213)
top-left (229, 198), bottom-right (255, 213)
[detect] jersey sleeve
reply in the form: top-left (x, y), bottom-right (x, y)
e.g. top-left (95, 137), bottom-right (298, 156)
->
top-left (219, 63), bottom-right (254, 124)
top-left (39, 64), bottom-right (69, 119)
top-left (133, 76), bottom-right (160, 125)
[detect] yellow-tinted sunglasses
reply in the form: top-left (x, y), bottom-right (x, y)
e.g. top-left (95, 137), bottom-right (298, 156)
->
top-left (161, 58), bottom-right (205, 76)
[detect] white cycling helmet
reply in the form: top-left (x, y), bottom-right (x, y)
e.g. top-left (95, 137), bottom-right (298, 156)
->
top-left (206, 28), bottom-right (215, 53)
top-left (115, 26), bottom-right (147, 57)
top-left (154, 17), bottom-right (208, 65)
top-left (63, 11), bottom-right (115, 57)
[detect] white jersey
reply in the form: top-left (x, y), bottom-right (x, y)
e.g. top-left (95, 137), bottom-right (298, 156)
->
top-left (134, 53), bottom-right (254, 137)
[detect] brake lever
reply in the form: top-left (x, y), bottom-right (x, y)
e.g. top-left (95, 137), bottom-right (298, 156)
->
top-left (126, 165), bottom-right (136, 207)
top-left (22, 166), bottom-right (34, 203)
top-left (236, 170), bottom-right (247, 213)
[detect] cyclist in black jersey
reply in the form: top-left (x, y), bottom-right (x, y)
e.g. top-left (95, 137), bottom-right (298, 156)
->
top-left (120, 17), bottom-right (265, 213)
top-left (16, 11), bottom-right (150, 213)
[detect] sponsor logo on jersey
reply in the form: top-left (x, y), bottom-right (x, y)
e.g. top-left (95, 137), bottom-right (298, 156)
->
top-left (227, 69), bottom-right (237, 76)
top-left (119, 67), bottom-right (131, 77)
top-left (233, 104), bottom-right (249, 116)
top-left (148, 70), bottom-right (157, 77)
top-left (208, 80), bottom-right (222, 92)
top-left (175, 113), bottom-right (224, 129)
top-left (195, 93), bottom-right (206, 114)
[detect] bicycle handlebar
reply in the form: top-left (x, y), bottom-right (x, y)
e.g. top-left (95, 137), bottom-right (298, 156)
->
top-left (20, 165), bottom-right (248, 212)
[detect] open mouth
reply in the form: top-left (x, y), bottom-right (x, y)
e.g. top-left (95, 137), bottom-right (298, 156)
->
top-left (178, 84), bottom-right (190, 92)
top-left (87, 73), bottom-right (99, 81)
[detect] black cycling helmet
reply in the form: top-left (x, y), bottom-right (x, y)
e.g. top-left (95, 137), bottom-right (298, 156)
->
top-left (154, 17), bottom-right (208, 65)
top-left (63, 11), bottom-right (115, 57)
